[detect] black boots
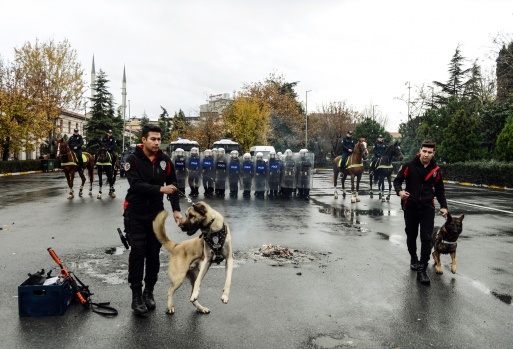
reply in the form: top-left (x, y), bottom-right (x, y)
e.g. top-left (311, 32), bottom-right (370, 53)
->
top-left (417, 264), bottom-right (431, 285)
top-left (143, 288), bottom-right (156, 310)
top-left (131, 285), bottom-right (149, 316)
top-left (410, 257), bottom-right (419, 271)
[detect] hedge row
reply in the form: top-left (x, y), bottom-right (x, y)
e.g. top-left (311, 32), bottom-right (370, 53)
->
top-left (0, 159), bottom-right (61, 174)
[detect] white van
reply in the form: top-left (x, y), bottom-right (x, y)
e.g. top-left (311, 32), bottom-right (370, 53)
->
top-left (249, 145), bottom-right (276, 159)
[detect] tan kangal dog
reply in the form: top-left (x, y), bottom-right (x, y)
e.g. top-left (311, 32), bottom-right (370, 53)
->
top-left (153, 201), bottom-right (233, 314)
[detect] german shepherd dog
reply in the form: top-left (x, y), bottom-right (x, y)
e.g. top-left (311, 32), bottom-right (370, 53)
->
top-left (431, 213), bottom-right (464, 274)
top-left (153, 201), bottom-right (233, 314)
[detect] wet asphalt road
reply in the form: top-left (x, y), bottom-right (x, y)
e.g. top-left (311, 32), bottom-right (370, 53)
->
top-left (1, 170), bottom-right (512, 349)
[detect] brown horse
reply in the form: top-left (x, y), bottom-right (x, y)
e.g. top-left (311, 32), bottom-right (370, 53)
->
top-left (333, 138), bottom-right (368, 203)
top-left (56, 138), bottom-right (95, 199)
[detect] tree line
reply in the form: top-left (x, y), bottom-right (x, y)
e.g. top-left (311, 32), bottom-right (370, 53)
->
top-left (1, 36), bottom-right (512, 164)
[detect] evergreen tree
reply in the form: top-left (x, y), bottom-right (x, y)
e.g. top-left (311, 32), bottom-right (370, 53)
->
top-left (439, 109), bottom-right (482, 163)
top-left (496, 115), bottom-right (513, 161)
top-left (433, 45), bottom-right (470, 103)
top-left (134, 112), bottom-right (150, 144)
top-left (158, 106), bottom-right (171, 144)
top-left (496, 42), bottom-right (513, 103)
top-left (85, 69), bottom-right (117, 153)
top-left (170, 109), bottom-right (189, 141)
top-left (354, 117), bottom-right (390, 144)
top-left (479, 98), bottom-right (513, 153)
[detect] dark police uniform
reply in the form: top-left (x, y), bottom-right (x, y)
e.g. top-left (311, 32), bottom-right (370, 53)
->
top-left (393, 154), bottom-right (447, 270)
top-left (68, 132), bottom-right (84, 171)
top-left (123, 145), bottom-right (181, 311)
top-left (371, 140), bottom-right (387, 172)
top-left (340, 136), bottom-right (354, 169)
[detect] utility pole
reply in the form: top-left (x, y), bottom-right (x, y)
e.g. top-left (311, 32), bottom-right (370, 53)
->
top-left (406, 81), bottom-right (411, 122)
top-left (305, 90), bottom-right (312, 148)
top-left (121, 66), bottom-right (127, 152)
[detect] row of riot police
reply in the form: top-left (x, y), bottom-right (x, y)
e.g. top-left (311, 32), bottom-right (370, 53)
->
top-left (171, 147), bottom-right (314, 199)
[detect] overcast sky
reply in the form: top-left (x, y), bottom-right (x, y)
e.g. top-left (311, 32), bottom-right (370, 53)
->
top-left (1, 0), bottom-right (512, 132)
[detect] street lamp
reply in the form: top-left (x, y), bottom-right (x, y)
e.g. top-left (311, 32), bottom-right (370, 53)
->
top-left (372, 105), bottom-right (378, 120)
top-left (305, 90), bottom-right (312, 148)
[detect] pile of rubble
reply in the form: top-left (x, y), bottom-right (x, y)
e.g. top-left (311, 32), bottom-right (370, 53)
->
top-left (258, 244), bottom-right (294, 259)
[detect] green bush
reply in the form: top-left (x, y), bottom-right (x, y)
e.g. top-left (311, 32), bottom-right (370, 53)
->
top-left (0, 159), bottom-right (61, 174)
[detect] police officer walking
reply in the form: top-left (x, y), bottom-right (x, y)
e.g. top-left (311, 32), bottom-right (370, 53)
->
top-left (68, 128), bottom-right (84, 173)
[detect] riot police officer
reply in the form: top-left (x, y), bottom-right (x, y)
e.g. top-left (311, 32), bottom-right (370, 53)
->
top-left (202, 149), bottom-right (215, 197)
top-left (173, 148), bottom-right (187, 196)
top-left (241, 153), bottom-right (254, 198)
top-left (254, 152), bottom-right (267, 199)
top-left (215, 148), bottom-right (227, 197)
top-left (280, 149), bottom-right (296, 198)
top-left (187, 147), bottom-right (201, 197)
top-left (296, 149), bottom-right (313, 199)
top-left (267, 150), bottom-right (281, 198)
top-left (228, 150), bottom-right (241, 198)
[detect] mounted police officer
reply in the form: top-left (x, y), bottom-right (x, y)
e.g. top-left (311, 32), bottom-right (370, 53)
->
top-left (187, 147), bottom-right (201, 197)
top-left (280, 149), bottom-right (296, 198)
top-left (214, 148), bottom-right (227, 197)
top-left (241, 153), bottom-right (254, 198)
top-left (370, 134), bottom-right (386, 175)
top-left (254, 152), bottom-right (267, 199)
top-left (202, 149), bottom-right (215, 197)
top-left (228, 150), bottom-right (241, 198)
top-left (267, 150), bottom-right (281, 198)
top-left (296, 149), bottom-right (313, 199)
top-left (173, 148), bottom-right (187, 196)
top-left (68, 128), bottom-right (84, 173)
top-left (340, 130), bottom-right (354, 170)
top-left (101, 129), bottom-right (117, 166)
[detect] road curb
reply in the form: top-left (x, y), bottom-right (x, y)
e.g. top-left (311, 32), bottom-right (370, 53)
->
top-left (0, 169), bottom-right (61, 177)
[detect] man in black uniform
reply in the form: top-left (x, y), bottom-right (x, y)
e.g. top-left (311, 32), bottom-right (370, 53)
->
top-left (370, 135), bottom-right (387, 175)
top-left (68, 128), bottom-right (84, 173)
top-left (393, 140), bottom-right (448, 285)
top-left (101, 129), bottom-right (117, 165)
top-left (123, 125), bottom-right (183, 316)
top-left (340, 131), bottom-right (354, 170)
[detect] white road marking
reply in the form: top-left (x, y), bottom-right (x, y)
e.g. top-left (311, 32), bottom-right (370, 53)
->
top-left (447, 199), bottom-right (513, 215)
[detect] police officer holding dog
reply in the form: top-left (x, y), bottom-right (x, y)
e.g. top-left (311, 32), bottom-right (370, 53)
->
top-left (123, 125), bottom-right (183, 316)
top-left (393, 140), bottom-right (448, 285)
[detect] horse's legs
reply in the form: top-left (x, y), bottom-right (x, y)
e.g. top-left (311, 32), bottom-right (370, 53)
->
top-left (350, 174), bottom-right (357, 203)
top-left (108, 167), bottom-right (116, 198)
top-left (386, 173), bottom-right (392, 201)
top-left (97, 166), bottom-right (103, 199)
top-left (341, 172), bottom-right (347, 197)
top-left (65, 171), bottom-right (74, 199)
top-left (369, 172), bottom-right (374, 197)
top-left (334, 168), bottom-right (339, 199)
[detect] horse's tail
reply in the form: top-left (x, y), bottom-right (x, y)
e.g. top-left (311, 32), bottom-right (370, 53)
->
top-left (153, 210), bottom-right (177, 253)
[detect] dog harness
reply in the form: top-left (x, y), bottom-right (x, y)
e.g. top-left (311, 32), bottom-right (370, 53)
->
top-left (202, 223), bottom-right (228, 265)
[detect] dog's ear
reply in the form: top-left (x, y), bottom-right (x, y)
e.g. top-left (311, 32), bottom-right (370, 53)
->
top-left (193, 202), bottom-right (207, 216)
top-left (458, 214), bottom-right (464, 221)
top-left (446, 212), bottom-right (452, 221)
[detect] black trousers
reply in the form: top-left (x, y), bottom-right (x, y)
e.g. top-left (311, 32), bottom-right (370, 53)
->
top-left (403, 205), bottom-right (435, 264)
top-left (124, 214), bottom-right (162, 288)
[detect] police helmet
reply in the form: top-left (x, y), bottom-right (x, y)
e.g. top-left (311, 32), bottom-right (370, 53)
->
top-left (230, 150), bottom-right (239, 158)
top-left (243, 153), bottom-right (251, 160)
top-left (256, 152), bottom-right (263, 160)
top-left (269, 151), bottom-right (276, 159)
top-left (299, 149), bottom-right (308, 157)
top-left (204, 149), bottom-right (212, 157)
top-left (284, 149), bottom-right (293, 157)
top-left (218, 147), bottom-right (225, 155)
top-left (190, 147), bottom-right (199, 155)
top-left (175, 148), bottom-right (184, 156)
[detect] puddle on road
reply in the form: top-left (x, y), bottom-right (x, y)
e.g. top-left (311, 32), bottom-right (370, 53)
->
top-left (0, 187), bottom-right (63, 207)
